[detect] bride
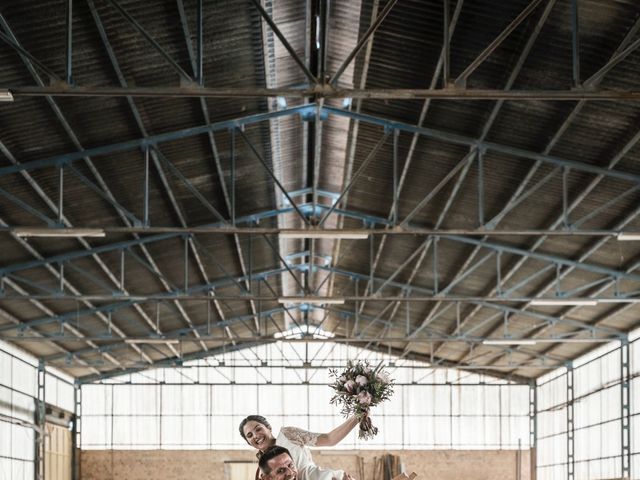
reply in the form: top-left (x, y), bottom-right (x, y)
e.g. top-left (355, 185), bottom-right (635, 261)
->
top-left (239, 415), bottom-right (360, 480)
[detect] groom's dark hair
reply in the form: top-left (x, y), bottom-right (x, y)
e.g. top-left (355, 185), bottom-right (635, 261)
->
top-left (259, 445), bottom-right (292, 474)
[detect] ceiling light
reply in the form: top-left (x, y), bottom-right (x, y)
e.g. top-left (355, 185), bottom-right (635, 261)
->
top-left (124, 339), bottom-right (180, 345)
top-left (483, 339), bottom-right (537, 346)
top-left (278, 296), bottom-right (345, 305)
top-left (530, 299), bottom-right (598, 306)
top-left (617, 233), bottom-right (640, 241)
top-left (0, 90), bottom-right (13, 102)
top-left (280, 230), bottom-right (369, 240)
top-left (14, 228), bottom-right (106, 238)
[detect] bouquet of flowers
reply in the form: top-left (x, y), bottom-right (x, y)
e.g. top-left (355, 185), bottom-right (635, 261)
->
top-left (329, 360), bottom-right (394, 440)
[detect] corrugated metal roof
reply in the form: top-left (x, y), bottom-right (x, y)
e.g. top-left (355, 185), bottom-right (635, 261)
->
top-left (1, 0), bottom-right (640, 382)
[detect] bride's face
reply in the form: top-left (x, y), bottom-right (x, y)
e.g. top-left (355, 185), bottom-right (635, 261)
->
top-left (243, 420), bottom-right (275, 451)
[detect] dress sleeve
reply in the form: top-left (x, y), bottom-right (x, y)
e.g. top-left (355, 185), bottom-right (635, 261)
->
top-left (280, 426), bottom-right (321, 447)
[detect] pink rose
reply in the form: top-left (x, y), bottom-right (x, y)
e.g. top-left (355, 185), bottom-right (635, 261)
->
top-left (377, 371), bottom-right (390, 384)
top-left (344, 380), bottom-right (356, 393)
top-left (357, 391), bottom-right (372, 405)
top-left (355, 375), bottom-right (368, 386)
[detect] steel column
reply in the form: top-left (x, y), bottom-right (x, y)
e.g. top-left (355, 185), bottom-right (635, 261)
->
top-left (530, 380), bottom-right (538, 477)
top-left (72, 381), bottom-right (81, 480)
top-left (566, 362), bottom-right (575, 480)
top-left (35, 360), bottom-right (46, 480)
top-left (621, 338), bottom-right (631, 478)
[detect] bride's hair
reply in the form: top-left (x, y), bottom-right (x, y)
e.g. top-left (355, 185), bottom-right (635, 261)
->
top-left (239, 415), bottom-right (272, 441)
top-left (239, 415), bottom-right (272, 459)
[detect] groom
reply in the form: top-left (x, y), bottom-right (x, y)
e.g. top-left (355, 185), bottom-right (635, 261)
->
top-left (259, 446), bottom-right (355, 480)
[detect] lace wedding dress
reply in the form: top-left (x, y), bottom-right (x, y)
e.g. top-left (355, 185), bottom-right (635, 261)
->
top-left (275, 426), bottom-right (345, 480)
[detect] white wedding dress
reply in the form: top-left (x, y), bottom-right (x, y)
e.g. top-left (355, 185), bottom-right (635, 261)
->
top-left (275, 427), bottom-right (345, 480)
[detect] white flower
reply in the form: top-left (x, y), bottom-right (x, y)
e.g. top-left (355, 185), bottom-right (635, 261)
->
top-left (355, 375), bottom-right (368, 386)
top-left (344, 380), bottom-right (356, 393)
top-left (377, 371), bottom-right (390, 384)
top-left (357, 391), bottom-right (372, 405)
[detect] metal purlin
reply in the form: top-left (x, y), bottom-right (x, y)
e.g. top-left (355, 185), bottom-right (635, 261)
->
top-left (621, 338), bottom-right (631, 479)
top-left (36, 360), bottom-right (46, 480)
top-left (566, 361), bottom-right (575, 480)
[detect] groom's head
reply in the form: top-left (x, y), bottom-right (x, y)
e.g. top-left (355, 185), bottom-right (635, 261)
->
top-left (259, 446), bottom-right (297, 480)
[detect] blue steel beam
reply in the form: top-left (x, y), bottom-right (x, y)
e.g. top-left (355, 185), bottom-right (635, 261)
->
top-left (153, 147), bottom-right (228, 224)
top-left (442, 234), bottom-right (640, 283)
top-left (318, 131), bottom-right (391, 226)
top-left (399, 150), bottom-right (475, 227)
top-left (87, 0), bottom-right (218, 355)
top-left (0, 266), bottom-right (290, 334)
top-left (454, 0), bottom-right (546, 87)
top-left (78, 339), bottom-right (270, 384)
top-left (66, 164), bottom-right (142, 225)
top-left (434, 13), bottom-right (640, 362)
top-left (105, 0), bottom-right (193, 83)
top-left (237, 128), bottom-right (311, 226)
top-left (2, 103), bottom-right (639, 193)
top-left (0, 185), bottom-right (59, 226)
top-left (0, 205), bottom-right (389, 277)
top-left (174, 0), bottom-right (259, 332)
top-left (0, 105), bottom-right (314, 178)
top-left (311, 265), bottom-right (623, 337)
top-left (397, 0), bottom-right (558, 356)
top-left (74, 303), bottom-right (554, 384)
top-left (4, 260), bottom-right (618, 345)
top-left (452, 48), bottom-right (640, 369)
top-left (327, 306), bottom-right (568, 367)
top-left (0, 14), bottom-right (159, 363)
top-left (330, 15), bottom-right (635, 351)
top-left (247, 0), bottom-right (317, 84)
top-left (483, 223), bottom-right (640, 369)
top-left (348, 0), bottom-right (468, 349)
top-left (329, 0), bottom-right (399, 86)
top-left (43, 304), bottom-right (296, 363)
top-left (0, 30), bottom-right (61, 81)
top-left (324, 106), bottom-right (640, 186)
top-left (2, 207), bottom-right (640, 302)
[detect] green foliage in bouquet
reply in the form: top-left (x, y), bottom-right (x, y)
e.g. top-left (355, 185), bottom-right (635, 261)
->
top-left (329, 360), bottom-right (394, 440)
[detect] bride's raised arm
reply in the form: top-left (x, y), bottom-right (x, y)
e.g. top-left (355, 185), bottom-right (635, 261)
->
top-left (281, 416), bottom-right (359, 448)
top-left (315, 416), bottom-right (360, 447)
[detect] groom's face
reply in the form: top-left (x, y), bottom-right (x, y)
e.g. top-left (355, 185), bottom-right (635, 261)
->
top-left (263, 453), bottom-right (297, 480)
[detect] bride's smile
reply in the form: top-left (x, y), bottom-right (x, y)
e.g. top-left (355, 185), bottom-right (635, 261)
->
top-left (242, 420), bottom-right (276, 452)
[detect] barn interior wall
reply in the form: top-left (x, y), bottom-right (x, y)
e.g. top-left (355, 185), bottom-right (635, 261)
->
top-left (79, 448), bottom-right (532, 480)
